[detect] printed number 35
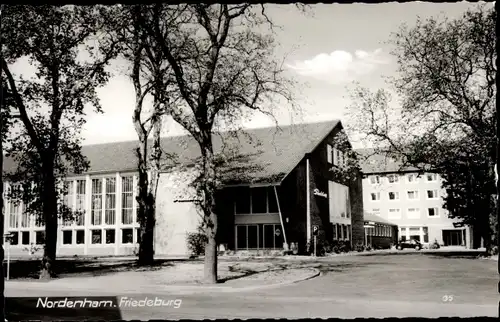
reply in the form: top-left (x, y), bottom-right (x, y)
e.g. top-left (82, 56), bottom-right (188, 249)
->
top-left (442, 295), bottom-right (453, 302)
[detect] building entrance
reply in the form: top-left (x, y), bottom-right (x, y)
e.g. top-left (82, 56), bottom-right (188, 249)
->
top-left (442, 229), bottom-right (463, 246)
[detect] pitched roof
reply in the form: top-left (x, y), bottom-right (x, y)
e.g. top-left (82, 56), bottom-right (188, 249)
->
top-left (356, 148), bottom-right (419, 175)
top-left (363, 213), bottom-right (398, 226)
top-left (4, 120), bottom-right (341, 185)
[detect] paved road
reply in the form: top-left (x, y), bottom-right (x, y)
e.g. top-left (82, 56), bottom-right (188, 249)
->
top-left (5, 254), bottom-right (499, 320)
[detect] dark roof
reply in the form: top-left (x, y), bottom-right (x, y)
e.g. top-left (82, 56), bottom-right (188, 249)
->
top-left (363, 213), bottom-right (398, 226)
top-left (4, 120), bottom-right (341, 185)
top-left (356, 148), bottom-right (420, 175)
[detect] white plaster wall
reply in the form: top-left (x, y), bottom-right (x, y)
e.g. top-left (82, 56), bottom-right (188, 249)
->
top-left (154, 169), bottom-right (202, 256)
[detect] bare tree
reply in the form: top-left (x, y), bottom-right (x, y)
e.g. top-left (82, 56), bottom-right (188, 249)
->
top-left (107, 5), bottom-right (181, 265)
top-left (136, 4), bottom-right (298, 283)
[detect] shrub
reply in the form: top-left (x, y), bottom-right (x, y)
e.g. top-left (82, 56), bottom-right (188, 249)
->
top-left (489, 245), bottom-right (498, 256)
top-left (186, 232), bottom-right (208, 256)
top-left (329, 240), bottom-right (351, 254)
top-left (23, 243), bottom-right (42, 256)
top-left (290, 242), bottom-right (299, 255)
top-left (322, 241), bottom-right (332, 254)
top-left (354, 243), bottom-right (365, 252)
top-left (430, 239), bottom-right (441, 249)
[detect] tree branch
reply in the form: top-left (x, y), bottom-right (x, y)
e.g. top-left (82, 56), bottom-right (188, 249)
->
top-left (1, 58), bottom-right (44, 153)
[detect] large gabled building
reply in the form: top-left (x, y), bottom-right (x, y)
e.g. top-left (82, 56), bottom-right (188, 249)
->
top-left (357, 149), bottom-right (475, 248)
top-left (3, 120), bottom-right (365, 257)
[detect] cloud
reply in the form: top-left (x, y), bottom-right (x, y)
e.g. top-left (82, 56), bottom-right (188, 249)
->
top-left (286, 48), bottom-right (390, 84)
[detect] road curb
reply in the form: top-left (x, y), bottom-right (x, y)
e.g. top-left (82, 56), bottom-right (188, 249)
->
top-left (217, 267), bottom-right (321, 293)
top-left (6, 268), bottom-right (321, 295)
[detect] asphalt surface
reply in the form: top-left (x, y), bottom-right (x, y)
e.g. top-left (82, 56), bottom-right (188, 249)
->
top-left (5, 254), bottom-right (499, 320)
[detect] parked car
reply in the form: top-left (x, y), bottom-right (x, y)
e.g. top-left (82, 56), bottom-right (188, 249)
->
top-left (396, 239), bottom-right (422, 250)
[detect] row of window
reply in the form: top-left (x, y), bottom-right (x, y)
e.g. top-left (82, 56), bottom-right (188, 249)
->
top-left (365, 225), bottom-right (393, 237)
top-left (332, 223), bottom-right (351, 240)
top-left (6, 228), bottom-right (140, 246)
top-left (6, 230), bottom-right (45, 246)
top-left (399, 226), bottom-right (429, 243)
top-left (372, 207), bottom-right (440, 219)
top-left (65, 176), bottom-right (136, 226)
top-left (235, 224), bottom-right (284, 250)
top-left (369, 173), bottom-right (438, 185)
top-left (234, 187), bottom-right (279, 215)
top-left (6, 175), bottom-right (139, 230)
top-left (326, 144), bottom-right (347, 167)
top-left (370, 189), bottom-right (439, 201)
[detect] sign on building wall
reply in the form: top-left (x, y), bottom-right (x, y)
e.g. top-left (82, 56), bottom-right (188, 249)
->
top-left (313, 188), bottom-right (327, 198)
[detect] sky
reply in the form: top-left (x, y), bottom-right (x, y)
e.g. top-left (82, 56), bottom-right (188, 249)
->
top-left (8, 2), bottom-right (489, 149)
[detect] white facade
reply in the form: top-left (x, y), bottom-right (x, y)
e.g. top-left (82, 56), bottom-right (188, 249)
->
top-left (362, 172), bottom-right (472, 247)
top-left (3, 169), bottom-right (201, 257)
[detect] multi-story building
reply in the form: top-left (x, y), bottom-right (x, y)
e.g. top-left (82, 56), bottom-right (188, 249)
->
top-left (358, 149), bottom-right (474, 248)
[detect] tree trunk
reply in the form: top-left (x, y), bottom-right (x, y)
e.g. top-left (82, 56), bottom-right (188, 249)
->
top-left (136, 94), bottom-right (163, 266)
top-left (137, 140), bottom-right (155, 266)
top-left (138, 209), bottom-right (155, 265)
top-left (39, 170), bottom-right (59, 279)
top-left (201, 142), bottom-right (218, 284)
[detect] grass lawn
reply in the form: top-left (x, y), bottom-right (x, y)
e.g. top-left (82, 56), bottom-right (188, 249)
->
top-left (3, 257), bottom-right (194, 280)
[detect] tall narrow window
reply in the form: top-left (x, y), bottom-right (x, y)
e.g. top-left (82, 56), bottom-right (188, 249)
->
top-left (105, 178), bottom-right (116, 225)
top-left (400, 227), bottom-right (407, 241)
top-left (20, 204), bottom-right (29, 228)
top-left (234, 187), bottom-right (250, 214)
top-left (327, 144), bottom-right (333, 164)
top-left (8, 185), bottom-right (20, 229)
top-left (370, 176), bottom-right (380, 184)
top-left (9, 200), bottom-right (19, 229)
top-left (63, 181), bottom-right (74, 226)
top-left (426, 190), bottom-right (438, 199)
top-left (251, 187), bottom-right (267, 214)
top-left (423, 227), bottom-right (429, 243)
top-left (427, 208), bottom-right (439, 217)
top-left (236, 225), bottom-right (247, 249)
top-left (76, 180), bottom-right (86, 226)
top-left (91, 179), bottom-right (103, 225)
top-left (122, 176), bottom-right (134, 224)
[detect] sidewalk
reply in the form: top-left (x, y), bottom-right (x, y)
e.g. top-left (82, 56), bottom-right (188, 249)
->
top-left (5, 264), bottom-right (320, 295)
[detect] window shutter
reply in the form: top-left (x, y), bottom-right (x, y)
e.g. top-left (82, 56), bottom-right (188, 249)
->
top-left (327, 145), bottom-right (333, 164)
